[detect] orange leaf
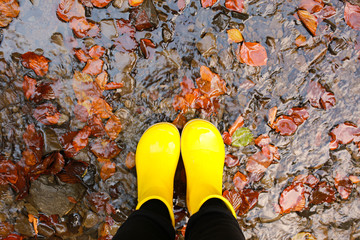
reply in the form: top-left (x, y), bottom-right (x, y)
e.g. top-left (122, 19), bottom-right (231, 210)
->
top-left (67, 196), bottom-right (78, 203)
top-left (199, 66), bottom-right (213, 82)
top-left (89, 45), bottom-right (105, 59)
top-left (33, 103), bottom-right (60, 125)
top-left (69, 17), bottom-right (100, 38)
top-left (349, 175), bottom-right (360, 184)
top-left (201, 0), bottom-right (217, 8)
top-left (82, 59), bottom-right (104, 76)
top-left (225, 0), bottom-right (244, 13)
top-left (0, 0), bottom-right (20, 28)
top-left (129, 0), bottom-right (144, 7)
top-left (297, 9), bottom-right (318, 36)
top-left (227, 29), bottom-right (243, 43)
top-left (295, 34), bottom-right (307, 47)
top-left (92, 98), bottom-right (113, 119)
top-left (95, 71), bottom-right (108, 90)
top-left (140, 39), bottom-right (156, 59)
top-left (344, 2), bottom-right (360, 30)
top-left (28, 214), bottom-right (38, 235)
top-left (125, 152), bottom-right (136, 169)
top-left (299, 0), bottom-right (324, 13)
top-left (225, 154), bottom-right (239, 168)
top-left (223, 190), bottom-right (242, 212)
top-left (104, 82), bottom-right (124, 90)
top-left (91, 0), bottom-right (112, 8)
top-left (272, 115), bottom-right (298, 136)
top-left (74, 48), bottom-right (90, 63)
top-left (267, 106), bottom-right (277, 127)
top-left (236, 42), bottom-right (267, 66)
top-left (228, 115), bottom-right (244, 136)
top-left (254, 134), bottom-right (271, 148)
top-left (73, 126), bottom-right (92, 152)
top-left (100, 162), bottom-right (116, 180)
top-left (23, 76), bottom-right (37, 100)
top-left (105, 115), bottom-right (122, 140)
top-left (90, 139), bottom-right (121, 159)
top-left (0, 159), bottom-right (18, 185)
top-left (233, 172), bottom-right (248, 190)
top-left (21, 52), bottom-right (51, 77)
top-left (56, 0), bottom-right (85, 22)
top-left (279, 183), bottom-right (306, 214)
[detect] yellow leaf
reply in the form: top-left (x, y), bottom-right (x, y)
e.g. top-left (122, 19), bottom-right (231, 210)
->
top-left (227, 29), bottom-right (243, 43)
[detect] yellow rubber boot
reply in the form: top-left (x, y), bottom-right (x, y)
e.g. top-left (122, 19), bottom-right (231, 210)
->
top-left (181, 119), bottom-right (237, 218)
top-left (135, 122), bottom-right (180, 227)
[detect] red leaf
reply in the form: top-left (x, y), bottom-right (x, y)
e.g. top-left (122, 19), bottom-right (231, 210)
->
top-left (2, 234), bottom-right (23, 240)
top-left (140, 39), bottom-right (156, 59)
top-left (254, 134), bottom-right (271, 148)
top-left (0, 0), bottom-right (19, 27)
top-left (0, 159), bottom-right (18, 185)
top-left (238, 189), bottom-right (260, 216)
top-left (201, 0), bottom-right (216, 8)
top-left (261, 144), bottom-right (280, 161)
top-left (177, 0), bottom-right (186, 10)
top-left (344, 2), bottom-right (360, 30)
top-left (59, 131), bottom-right (79, 157)
top-left (21, 149), bottom-right (38, 168)
top-left (33, 103), bottom-right (60, 125)
top-left (57, 160), bottom-right (88, 183)
top-left (74, 104), bottom-right (89, 122)
top-left (222, 131), bottom-right (232, 145)
top-left (73, 126), bottom-right (92, 152)
top-left (273, 115), bottom-right (298, 136)
top-left (293, 174), bottom-right (319, 188)
top-left (228, 115), bottom-right (244, 136)
top-left (334, 173), bottom-right (353, 200)
top-left (310, 181), bottom-right (336, 205)
top-left (279, 183), bottom-right (306, 214)
top-left (299, 0), bottom-right (324, 13)
top-left (21, 52), bottom-right (51, 77)
top-left (288, 107), bottom-right (309, 125)
top-left (30, 151), bottom-right (65, 176)
top-left (225, 154), bottom-right (239, 168)
top-left (233, 172), bottom-right (248, 190)
top-left (320, 91), bottom-right (336, 110)
top-left (196, 66), bottom-right (226, 98)
top-left (89, 45), bottom-right (105, 59)
top-left (225, 0), bottom-right (244, 13)
top-left (69, 17), bottom-right (100, 38)
top-left (100, 162), bottom-right (116, 180)
top-left (173, 95), bottom-right (187, 112)
top-left (88, 114), bottom-right (106, 137)
top-left (56, 0), bottom-right (85, 22)
top-left (74, 48), bottom-right (90, 63)
top-left (125, 152), bottom-right (136, 169)
top-left (105, 115), bottom-right (122, 140)
top-left (23, 124), bottom-right (44, 158)
top-left (236, 42), bottom-right (267, 66)
top-left (82, 59), bottom-right (104, 76)
top-left (12, 165), bottom-right (29, 200)
top-left (246, 152), bottom-right (272, 174)
top-left (23, 75), bottom-right (37, 100)
top-left (223, 190), bottom-right (242, 212)
top-left (329, 122), bottom-right (360, 149)
top-left (307, 81), bottom-right (325, 108)
top-left (90, 139), bottom-right (121, 159)
top-left (297, 9), bottom-right (318, 36)
top-left (87, 192), bottom-right (110, 212)
top-left (316, 5), bottom-right (336, 20)
top-left (91, 0), bottom-right (112, 8)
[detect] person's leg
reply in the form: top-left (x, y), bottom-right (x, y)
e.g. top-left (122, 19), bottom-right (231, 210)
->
top-left (185, 198), bottom-right (245, 240)
top-left (112, 199), bottom-right (175, 240)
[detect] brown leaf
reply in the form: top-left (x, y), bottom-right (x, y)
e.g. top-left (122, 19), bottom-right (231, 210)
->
top-left (334, 173), bottom-right (353, 200)
top-left (21, 52), bottom-right (51, 77)
top-left (293, 174), bottom-right (319, 188)
top-left (23, 124), bottom-right (44, 159)
top-left (237, 189), bottom-right (260, 216)
top-left (105, 115), bottom-right (122, 140)
top-left (222, 131), bottom-right (232, 145)
top-left (223, 190), bottom-right (242, 212)
top-left (196, 66), bottom-right (226, 98)
top-left (56, 0), bottom-right (85, 22)
top-left (225, 0), bottom-right (244, 13)
top-left (23, 75), bottom-right (37, 100)
top-left (246, 152), bottom-right (272, 174)
top-left (201, 0), bottom-right (217, 8)
top-left (0, 159), bottom-right (18, 185)
top-left (30, 151), bottom-right (65, 176)
top-left (320, 91), bottom-right (336, 110)
top-left (73, 71), bottom-right (102, 102)
top-left (57, 160), bottom-right (88, 183)
top-left (69, 17), bottom-right (100, 38)
top-left (100, 162), bottom-right (116, 180)
top-left (104, 82), bottom-right (124, 90)
top-left (288, 107), bottom-right (309, 125)
top-left (82, 59), bottom-right (104, 76)
top-left (95, 71), bottom-right (108, 90)
top-left (140, 39), bottom-right (156, 59)
top-left (90, 139), bottom-right (121, 159)
top-left (113, 19), bottom-right (138, 52)
top-left (125, 152), bottom-right (136, 169)
top-left (310, 181), bottom-right (336, 205)
top-left (72, 126), bottom-right (92, 152)
top-left (236, 42), bottom-right (268, 66)
top-left (91, 0), bottom-right (112, 8)
top-left (297, 9), bottom-right (318, 36)
top-left (88, 114), bottom-right (106, 137)
top-left (233, 172), bottom-right (248, 190)
top-left (225, 154), bottom-right (240, 168)
top-left (273, 115), bottom-right (298, 136)
top-left (33, 103), bottom-right (60, 125)
top-left (74, 104), bottom-right (89, 122)
top-left (344, 2), bottom-right (360, 30)
top-left (87, 192), bottom-right (110, 212)
top-left (279, 183), bottom-right (306, 214)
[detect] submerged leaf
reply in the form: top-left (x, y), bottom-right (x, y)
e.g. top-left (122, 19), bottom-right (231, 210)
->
top-left (310, 181), bottom-right (336, 205)
top-left (89, 45), bottom-right (105, 59)
top-left (0, 0), bottom-right (20, 27)
top-left (223, 190), bottom-right (242, 212)
top-left (201, 0), bottom-right (216, 8)
top-left (91, 0), bottom-right (112, 8)
top-left (291, 232), bottom-right (317, 240)
top-left (23, 76), bottom-right (37, 100)
top-left (246, 152), bottom-right (272, 174)
top-left (236, 42), bottom-right (267, 66)
top-left (273, 115), bottom-right (298, 136)
top-left (105, 115), bottom-right (122, 140)
top-left (334, 173), bottom-right (353, 200)
top-left (82, 58), bottom-right (104, 76)
top-left (329, 122), bottom-right (360, 150)
top-left (0, 159), bottom-right (18, 185)
top-left (33, 103), bottom-right (60, 125)
top-left (21, 52), bottom-right (51, 77)
top-left (297, 9), bottom-right (318, 36)
top-left (56, 0), bottom-right (85, 22)
top-left (231, 127), bottom-right (253, 147)
top-left (279, 183), bottom-right (306, 214)
top-left (225, 0), bottom-right (244, 13)
top-left (228, 115), bottom-right (244, 136)
top-left (140, 39), bottom-right (156, 59)
top-left (125, 152), bottom-right (136, 169)
top-left (100, 162), bottom-right (116, 180)
top-left (288, 107), bottom-right (309, 126)
top-left (225, 154), bottom-right (240, 168)
top-left (90, 139), bottom-right (121, 159)
top-left (344, 2), bottom-right (360, 30)
top-left (129, 0), bottom-right (144, 7)
top-left (233, 172), bottom-right (248, 190)
top-left (299, 0), bottom-right (324, 13)
top-left (69, 17), bottom-right (100, 38)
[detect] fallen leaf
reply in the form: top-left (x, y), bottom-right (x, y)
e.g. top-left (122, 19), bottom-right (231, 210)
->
top-left (172, 113), bottom-right (187, 129)
top-left (82, 58), bottom-right (104, 76)
top-left (129, 0), bottom-right (144, 7)
top-left (293, 174), bottom-right (319, 188)
top-left (105, 115), bottom-right (122, 140)
top-left (72, 126), bottom-right (92, 152)
top-left (316, 5), bottom-right (336, 20)
top-left (57, 160), bottom-right (88, 183)
top-left (3, 234), bottom-right (23, 240)
top-left (87, 192), bottom-right (110, 212)
top-left (21, 52), bottom-right (51, 77)
top-left (291, 232), bottom-right (317, 240)
top-left (233, 172), bottom-right (248, 190)
top-left (254, 134), bottom-right (271, 148)
top-left (68, 196), bottom-right (78, 203)
top-left (225, 0), bottom-right (244, 13)
top-left (196, 66), bottom-right (226, 98)
top-left (201, 0), bottom-right (216, 8)
top-left (125, 152), bottom-right (136, 169)
top-left (59, 131), bottom-right (80, 157)
top-left (28, 214), bottom-right (38, 235)
top-left (33, 103), bottom-right (60, 125)
top-left (140, 38), bottom-right (156, 59)
top-left (310, 181), bottom-right (336, 205)
top-left (320, 91), bottom-right (336, 110)
top-left (92, 98), bottom-right (113, 119)
top-left (237, 189), bottom-right (260, 216)
top-left (236, 42), bottom-right (268, 66)
top-left (231, 127), bottom-right (253, 147)
top-left (74, 48), bottom-right (90, 63)
top-left (297, 9), bottom-right (318, 36)
top-left (268, 106), bottom-right (277, 127)
top-left (334, 173), bottom-right (353, 200)
top-left (223, 190), bottom-right (242, 213)
top-left (73, 71), bottom-right (102, 102)
top-left (349, 175), bottom-right (360, 184)
top-left (344, 2), bottom-right (360, 30)
top-left (307, 81), bottom-right (325, 108)
top-left (69, 17), bottom-right (100, 38)
top-left (273, 115), bottom-right (298, 136)
top-left (113, 19), bottom-right (138, 52)
top-left (227, 29), bottom-right (243, 43)
top-left (246, 152), bottom-right (272, 174)
top-left (56, 0), bottom-right (85, 22)
top-left (91, 0), bottom-right (112, 8)
top-left (279, 182), bottom-right (306, 214)
top-left (288, 107), bottom-right (309, 125)
top-left (177, 0), bottom-right (186, 11)
top-left (261, 144), bottom-right (280, 161)
top-left (299, 0), bottom-right (324, 13)
top-left (295, 34), bottom-right (307, 47)
top-left (228, 115), bottom-right (244, 136)
top-left (95, 71), bottom-right (108, 90)
top-left (180, 76), bottom-right (195, 95)
top-left (222, 131), bottom-right (232, 145)
top-left (30, 151), bottom-right (65, 176)
top-left (104, 82), bottom-right (124, 90)
top-left (23, 76), bottom-right (37, 100)
top-left (225, 154), bottom-right (240, 168)
top-left (0, 0), bottom-right (20, 27)
top-left (88, 114), bottom-right (106, 137)
top-left (100, 162), bottom-right (116, 180)
top-left (90, 139), bottom-right (121, 159)
top-left (89, 45), bottom-right (105, 59)
top-left (21, 149), bottom-right (38, 168)
top-left (0, 222), bottom-right (14, 238)
top-left (23, 124), bottom-right (44, 159)
top-left (74, 104), bottom-right (89, 122)
top-left (329, 122), bottom-right (360, 150)
top-left (0, 159), bottom-right (18, 185)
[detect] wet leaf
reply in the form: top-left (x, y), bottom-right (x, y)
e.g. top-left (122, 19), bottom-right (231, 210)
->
top-left (73, 126), bottom-right (92, 152)
top-left (23, 75), bottom-right (37, 100)
top-left (222, 131), bottom-right (232, 145)
top-left (30, 151), bottom-right (65, 176)
top-left (225, 0), bottom-right (244, 13)
top-left (231, 127), bottom-right (253, 147)
top-left (177, 0), bottom-right (186, 11)
top-left (307, 81), bottom-right (325, 108)
top-left (104, 82), bottom-right (124, 90)
top-left (349, 175), bottom-right (360, 183)
top-left (57, 160), bottom-right (88, 183)
top-left (227, 29), bottom-right (243, 43)
top-left (91, 0), bottom-right (112, 8)
top-left (125, 152), bottom-right (136, 169)
top-left (0, 0), bottom-right (20, 27)
top-left (180, 76), bottom-right (195, 95)
top-left (87, 192), bottom-right (110, 212)
top-left (233, 171), bottom-right (248, 190)
top-left (316, 5), bottom-right (336, 20)
top-left (0, 222), bottom-right (14, 238)
top-left (92, 98), bottom-right (113, 119)
top-left (225, 154), bottom-right (240, 168)
top-left (90, 139), bottom-right (121, 159)
top-left (69, 17), bottom-right (100, 38)
top-left (2, 233), bottom-right (23, 240)
top-left (279, 182), bottom-right (306, 214)
top-left (320, 91), bottom-right (336, 110)
top-left (254, 134), bottom-right (271, 148)
top-left (88, 114), bottom-right (106, 137)
top-left (23, 124), bottom-right (44, 158)
top-left (334, 173), bottom-right (353, 200)
top-left (59, 131), bottom-right (79, 157)
top-left (196, 66), bottom-right (226, 98)
top-left (129, 0), bottom-right (144, 7)
top-left (95, 71), bottom-right (108, 90)
top-left (268, 106), bottom-right (277, 127)
top-left (223, 190), bottom-right (242, 212)
top-left (236, 42), bottom-right (268, 66)
top-left (228, 115), bottom-right (244, 136)
top-left (140, 38), bottom-right (156, 59)
top-left (33, 103), bottom-right (60, 125)
top-left (344, 2), bottom-right (360, 30)
top-left (0, 159), bottom-right (18, 185)
top-left (74, 48), bottom-right (90, 63)
top-left (201, 0), bottom-right (216, 8)
top-left (113, 19), bottom-right (138, 52)
top-left (288, 107), bottom-right (309, 125)
top-left (293, 174), bottom-right (319, 188)
top-left (21, 149), bottom-right (38, 168)
top-left (291, 232), bottom-right (317, 240)
top-left (261, 144), bottom-right (280, 161)
top-left (56, 0), bottom-right (85, 22)
top-left (172, 113), bottom-right (187, 129)
top-left (238, 189), bottom-right (260, 216)
top-left (21, 52), bottom-right (51, 77)
top-left (82, 58), bottom-right (104, 76)
top-left (297, 9), bottom-right (318, 36)
top-left (73, 71), bottom-right (102, 102)
top-left (100, 162), bottom-right (116, 180)
top-left (273, 115), bottom-right (298, 136)
top-left (246, 152), bottom-right (272, 174)
top-left (105, 115), bottom-right (122, 140)
top-left (329, 122), bottom-right (360, 150)
top-left (310, 181), bottom-right (336, 205)
top-left (89, 45), bottom-right (105, 59)
top-left (74, 104), bottom-right (89, 122)
top-left (299, 0), bottom-right (324, 13)
top-left (295, 34), bottom-right (307, 47)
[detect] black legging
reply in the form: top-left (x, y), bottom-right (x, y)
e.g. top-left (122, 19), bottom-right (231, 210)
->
top-left (112, 198), bottom-right (245, 240)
